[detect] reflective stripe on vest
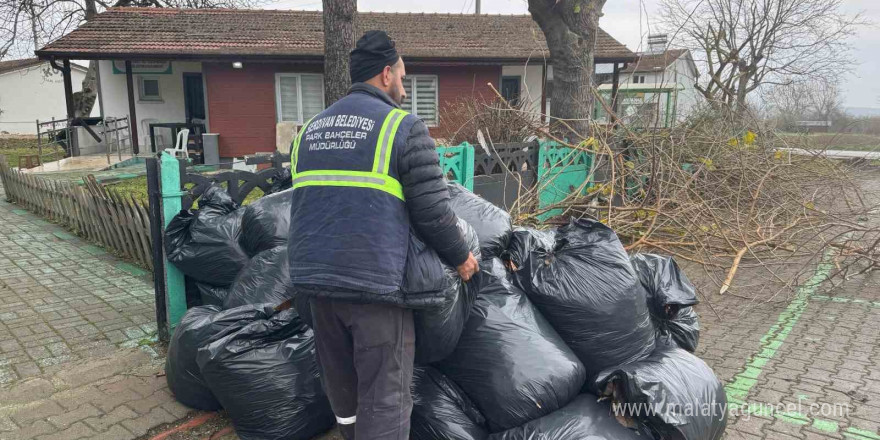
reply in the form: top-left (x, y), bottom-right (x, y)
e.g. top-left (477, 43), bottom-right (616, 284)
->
top-left (291, 108), bottom-right (408, 201)
top-left (290, 117), bottom-right (314, 174)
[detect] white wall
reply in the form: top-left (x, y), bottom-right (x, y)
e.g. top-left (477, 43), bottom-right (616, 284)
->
top-left (98, 60), bottom-right (203, 151)
top-left (501, 64), bottom-right (546, 116)
top-left (0, 63), bottom-right (88, 135)
top-left (612, 53), bottom-right (703, 124)
top-left (669, 57), bottom-right (701, 122)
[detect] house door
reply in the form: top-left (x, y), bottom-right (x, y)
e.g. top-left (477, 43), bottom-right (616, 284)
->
top-left (500, 76), bottom-right (521, 106)
top-left (183, 73), bottom-right (206, 123)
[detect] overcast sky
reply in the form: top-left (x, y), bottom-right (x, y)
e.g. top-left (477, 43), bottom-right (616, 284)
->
top-left (270, 0), bottom-right (879, 110)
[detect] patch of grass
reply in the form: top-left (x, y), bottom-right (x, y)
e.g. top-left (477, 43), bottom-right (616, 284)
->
top-left (108, 176), bottom-right (149, 204)
top-left (104, 176), bottom-right (265, 208)
top-left (0, 137), bottom-right (66, 168)
top-left (0, 137), bottom-right (37, 149)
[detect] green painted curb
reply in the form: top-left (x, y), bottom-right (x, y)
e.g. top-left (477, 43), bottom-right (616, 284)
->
top-left (845, 427), bottom-right (880, 440)
top-left (724, 254), bottom-right (833, 399)
top-left (812, 419), bottom-right (839, 433)
top-left (723, 251), bottom-right (880, 438)
top-left (53, 231), bottom-right (76, 240)
top-left (813, 295), bottom-right (880, 308)
top-left (81, 245), bottom-right (107, 256)
top-left (115, 262), bottom-right (149, 277)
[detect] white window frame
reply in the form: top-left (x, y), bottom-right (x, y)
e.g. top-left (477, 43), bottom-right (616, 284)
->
top-left (138, 76), bottom-right (162, 102)
top-left (633, 75), bottom-right (647, 84)
top-left (274, 73), bottom-right (326, 124)
top-left (403, 75), bottom-right (439, 127)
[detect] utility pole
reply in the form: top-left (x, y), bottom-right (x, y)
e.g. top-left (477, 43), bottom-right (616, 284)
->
top-left (475, 0), bottom-right (480, 14)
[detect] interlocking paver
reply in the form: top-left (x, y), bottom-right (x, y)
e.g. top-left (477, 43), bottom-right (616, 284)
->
top-left (5, 169), bottom-right (880, 440)
top-left (82, 405), bottom-right (138, 432)
top-left (0, 180), bottom-right (194, 440)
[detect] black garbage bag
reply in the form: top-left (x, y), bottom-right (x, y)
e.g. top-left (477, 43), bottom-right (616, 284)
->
top-left (165, 185), bottom-right (249, 286)
top-left (414, 218), bottom-right (481, 364)
top-left (630, 253), bottom-right (700, 352)
top-left (447, 182), bottom-right (512, 259)
top-left (595, 344), bottom-right (728, 440)
top-left (488, 394), bottom-right (642, 440)
top-left (197, 307), bottom-right (334, 440)
top-left (503, 227), bottom-right (556, 270)
top-left (665, 306), bottom-right (700, 352)
top-left (239, 189), bottom-right (292, 256)
top-left (165, 305), bottom-right (270, 411)
top-left (514, 218), bottom-right (655, 388)
top-left (630, 253), bottom-right (698, 313)
top-left (267, 166), bottom-right (293, 194)
top-left (195, 282), bottom-right (228, 308)
top-left (183, 277), bottom-right (204, 308)
top-left (401, 230), bottom-right (457, 310)
top-left (411, 366), bottom-right (489, 440)
top-left (437, 259), bottom-right (586, 432)
top-left (223, 246), bottom-right (293, 310)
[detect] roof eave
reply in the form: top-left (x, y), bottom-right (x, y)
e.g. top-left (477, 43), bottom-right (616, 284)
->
top-left (596, 56), bottom-right (639, 64)
top-left (35, 50), bottom-right (638, 65)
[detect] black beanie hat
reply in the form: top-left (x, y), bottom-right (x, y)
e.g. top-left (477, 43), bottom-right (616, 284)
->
top-left (350, 30), bottom-right (400, 84)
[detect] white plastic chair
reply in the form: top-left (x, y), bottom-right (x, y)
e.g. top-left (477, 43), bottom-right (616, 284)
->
top-left (164, 129), bottom-right (191, 160)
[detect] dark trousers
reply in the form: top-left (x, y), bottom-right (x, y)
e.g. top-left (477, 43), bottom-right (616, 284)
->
top-left (309, 297), bottom-right (415, 440)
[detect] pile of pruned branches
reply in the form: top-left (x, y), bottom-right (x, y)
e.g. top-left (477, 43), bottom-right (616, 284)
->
top-left (469, 93), bottom-right (880, 305)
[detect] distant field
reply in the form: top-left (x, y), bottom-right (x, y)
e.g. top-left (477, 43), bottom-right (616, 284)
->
top-left (780, 133), bottom-right (880, 152)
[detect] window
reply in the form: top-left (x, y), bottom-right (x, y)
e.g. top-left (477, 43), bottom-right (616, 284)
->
top-left (275, 73), bottom-right (325, 123)
top-left (544, 78), bottom-right (553, 124)
top-left (138, 77), bottom-right (161, 101)
top-left (501, 76), bottom-right (522, 106)
top-left (401, 75), bottom-right (438, 126)
top-left (633, 75), bottom-right (647, 84)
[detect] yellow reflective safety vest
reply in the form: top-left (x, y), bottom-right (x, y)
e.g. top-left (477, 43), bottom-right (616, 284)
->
top-left (291, 108), bottom-right (407, 201)
top-left (287, 90), bottom-right (414, 300)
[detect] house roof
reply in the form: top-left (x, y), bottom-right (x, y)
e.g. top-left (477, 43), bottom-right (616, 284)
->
top-left (622, 49), bottom-right (689, 73)
top-left (0, 57), bottom-right (89, 75)
top-left (0, 58), bottom-right (44, 75)
top-left (35, 8), bottom-right (637, 63)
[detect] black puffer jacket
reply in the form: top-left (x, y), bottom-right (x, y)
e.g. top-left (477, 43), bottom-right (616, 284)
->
top-left (289, 83), bottom-right (469, 304)
top-left (399, 107), bottom-right (470, 268)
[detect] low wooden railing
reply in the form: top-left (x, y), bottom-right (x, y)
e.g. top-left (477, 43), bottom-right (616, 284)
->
top-left (0, 156), bottom-right (153, 269)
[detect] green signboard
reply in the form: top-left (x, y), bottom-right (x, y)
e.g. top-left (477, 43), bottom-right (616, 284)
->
top-left (112, 60), bottom-right (173, 75)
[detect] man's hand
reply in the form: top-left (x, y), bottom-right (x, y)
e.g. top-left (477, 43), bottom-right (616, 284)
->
top-left (457, 252), bottom-right (479, 282)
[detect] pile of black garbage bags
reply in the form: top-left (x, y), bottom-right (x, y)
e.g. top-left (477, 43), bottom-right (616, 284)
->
top-left (164, 182), bottom-right (728, 440)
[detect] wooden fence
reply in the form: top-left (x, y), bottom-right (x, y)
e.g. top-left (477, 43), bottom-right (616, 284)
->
top-left (0, 157), bottom-right (153, 269)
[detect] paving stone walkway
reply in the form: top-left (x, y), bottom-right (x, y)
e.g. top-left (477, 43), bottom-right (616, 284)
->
top-left (3, 172), bottom-right (880, 440)
top-left (0, 181), bottom-right (196, 440)
top-left (161, 251), bottom-right (880, 440)
top-left (693, 262), bottom-right (880, 440)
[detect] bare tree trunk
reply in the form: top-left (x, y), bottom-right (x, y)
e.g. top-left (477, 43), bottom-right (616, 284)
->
top-left (322, 0), bottom-right (357, 106)
top-left (27, 0), bottom-right (39, 51)
top-left (733, 60), bottom-right (751, 115)
top-left (528, 0), bottom-right (605, 139)
top-left (75, 0), bottom-right (99, 117)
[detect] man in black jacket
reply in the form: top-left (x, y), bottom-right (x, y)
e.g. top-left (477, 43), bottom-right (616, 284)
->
top-left (288, 30), bottom-right (479, 440)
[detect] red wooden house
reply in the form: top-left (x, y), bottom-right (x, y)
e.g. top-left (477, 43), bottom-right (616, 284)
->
top-left (36, 8), bottom-right (636, 159)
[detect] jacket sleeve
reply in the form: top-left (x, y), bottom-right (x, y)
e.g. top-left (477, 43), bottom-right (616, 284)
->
top-left (398, 118), bottom-right (470, 267)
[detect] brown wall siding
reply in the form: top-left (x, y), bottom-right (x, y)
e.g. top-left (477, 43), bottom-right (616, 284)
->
top-left (204, 62), bottom-right (275, 158)
top-left (205, 62), bottom-right (500, 157)
top-left (409, 65), bottom-right (501, 138)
